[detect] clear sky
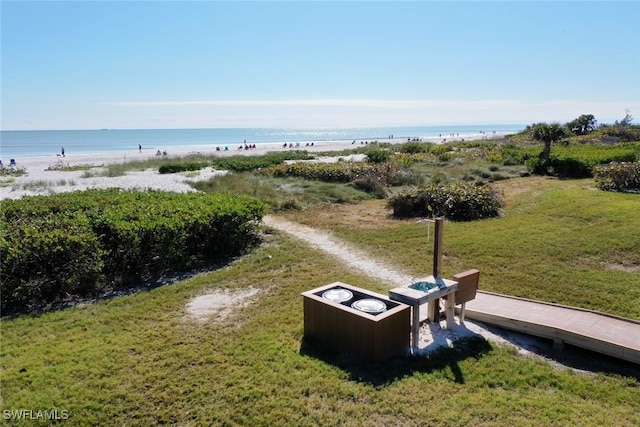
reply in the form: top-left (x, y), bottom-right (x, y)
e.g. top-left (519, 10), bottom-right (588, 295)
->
top-left (1, 1), bottom-right (639, 130)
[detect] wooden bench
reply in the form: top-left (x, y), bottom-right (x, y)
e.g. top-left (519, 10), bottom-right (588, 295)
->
top-left (452, 269), bottom-right (480, 324)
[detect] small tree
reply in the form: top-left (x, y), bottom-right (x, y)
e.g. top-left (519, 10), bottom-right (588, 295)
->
top-left (530, 122), bottom-right (566, 162)
top-left (567, 114), bottom-right (597, 135)
top-left (614, 109), bottom-right (633, 126)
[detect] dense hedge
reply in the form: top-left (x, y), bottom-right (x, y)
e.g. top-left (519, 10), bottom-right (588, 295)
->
top-left (387, 183), bottom-right (503, 221)
top-left (257, 161), bottom-right (404, 185)
top-left (159, 161), bottom-right (210, 174)
top-left (593, 162), bottom-right (640, 192)
top-left (0, 189), bottom-right (266, 314)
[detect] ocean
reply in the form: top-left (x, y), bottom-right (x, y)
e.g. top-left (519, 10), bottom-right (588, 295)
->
top-left (0, 124), bottom-right (525, 159)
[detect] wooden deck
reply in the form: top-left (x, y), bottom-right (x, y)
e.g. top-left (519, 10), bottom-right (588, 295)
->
top-left (463, 291), bottom-right (640, 364)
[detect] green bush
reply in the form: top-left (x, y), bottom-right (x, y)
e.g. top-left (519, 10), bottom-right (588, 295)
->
top-left (399, 142), bottom-right (431, 154)
top-left (158, 162), bottom-right (209, 174)
top-left (365, 147), bottom-right (393, 163)
top-left (258, 161), bottom-right (403, 185)
top-left (211, 151), bottom-right (314, 172)
top-left (1, 213), bottom-right (105, 312)
top-left (0, 189), bottom-right (266, 314)
top-left (593, 162), bottom-right (640, 192)
top-left (352, 177), bottom-right (387, 198)
top-left (387, 183), bottom-right (503, 221)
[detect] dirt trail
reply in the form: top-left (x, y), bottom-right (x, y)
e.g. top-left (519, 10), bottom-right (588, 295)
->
top-left (263, 215), bottom-right (414, 288)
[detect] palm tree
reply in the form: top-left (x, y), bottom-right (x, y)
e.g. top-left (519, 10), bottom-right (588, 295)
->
top-left (530, 122), bottom-right (566, 162)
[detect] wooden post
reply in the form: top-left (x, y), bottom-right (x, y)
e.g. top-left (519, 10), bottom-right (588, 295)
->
top-left (427, 218), bottom-right (445, 322)
top-left (432, 218), bottom-right (443, 278)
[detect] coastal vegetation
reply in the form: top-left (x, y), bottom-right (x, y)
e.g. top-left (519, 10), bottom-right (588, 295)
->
top-left (387, 183), bottom-right (502, 220)
top-left (0, 189), bottom-right (265, 315)
top-left (2, 116), bottom-right (639, 425)
top-left (4, 118), bottom-right (639, 313)
top-left (593, 162), bottom-right (640, 192)
top-left (2, 177), bottom-right (639, 425)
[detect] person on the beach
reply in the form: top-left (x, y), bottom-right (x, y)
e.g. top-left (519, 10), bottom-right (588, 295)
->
top-left (61, 147), bottom-right (65, 157)
top-left (139, 144), bottom-right (142, 153)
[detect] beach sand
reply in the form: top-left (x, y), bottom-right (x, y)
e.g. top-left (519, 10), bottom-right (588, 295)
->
top-left (0, 133), bottom-right (502, 200)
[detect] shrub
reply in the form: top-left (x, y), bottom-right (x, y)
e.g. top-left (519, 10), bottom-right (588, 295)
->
top-left (158, 162), bottom-right (209, 174)
top-left (387, 183), bottom-right (502, 221)
top-left (399, 142), bottom-right (430, 154)
top-left (258, 161), bottom-right (403, 185)
top-left (352, 177), bottom-right (387, 198)
top-left (365, 147), bottom-right (393, 163)
top-left (1, 213), bottom-right (105, 312)
top-left (593, 162), bottom-right (640, 192)
top-left (437, 152), bottom-right (454, 162)
top-left (599, 124), bottom-right (640, 142)
top-left (0, 189), bottom-right (266, 314)
top-left (211, 151), bottom-right (314, 172)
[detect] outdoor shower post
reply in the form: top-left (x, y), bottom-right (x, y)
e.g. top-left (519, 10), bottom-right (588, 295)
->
top-left (429, 218), bottom-right (444, 322)
top-left (432, 218), bottom-right (443, 278)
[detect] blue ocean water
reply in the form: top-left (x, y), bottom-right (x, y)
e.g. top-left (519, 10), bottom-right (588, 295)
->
top-left (0, 124), bottom-right (525, 159)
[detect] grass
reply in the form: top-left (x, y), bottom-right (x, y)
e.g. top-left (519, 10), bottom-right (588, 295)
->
top-left (408, 155), bottom-right (526, 185)
top-left (45, 164), bottom-right (102, 172)
top-left (0, 167), bottom-right (26, 177)
top-left (282, 178), bottom-right (640, 319)
top-left (2, 144), bottom-right (640, 425)
top-left (192, 173), bottom-right (372, 211)
top-left (3, 228), bottom-right (639, 426)
top-left (281, 176), bottom-right (640, 319)
top-left (14, 179), bottom-right (77, 191)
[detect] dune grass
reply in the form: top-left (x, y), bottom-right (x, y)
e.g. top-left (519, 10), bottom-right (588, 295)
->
top-left (2, 227), bottom-right (639, 426)
top-left (192, 173), bottom-right (372, 211)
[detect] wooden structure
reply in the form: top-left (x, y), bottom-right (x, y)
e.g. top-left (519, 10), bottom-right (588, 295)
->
top-left (464, 291), bottom-right (640, 364)
top-left (452, 269), bottom-right (480, 325)
top-left (389, 276), bottom-right (458, 351)
top-left (302, 282), bottom-right (411, 362)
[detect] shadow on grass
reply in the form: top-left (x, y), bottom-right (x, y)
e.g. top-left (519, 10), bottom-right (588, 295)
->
top-left (299, 334), bottom-right (492, 387)
top-left (2, 258), bottom-right (237, 320)
top-left (480, 323), bottom-right (640, 380)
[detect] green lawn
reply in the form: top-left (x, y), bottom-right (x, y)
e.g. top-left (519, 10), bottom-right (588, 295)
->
top-left (284, 176), bottom-right (640, 319)
top-left (2, 176), bottom-right (639, 426)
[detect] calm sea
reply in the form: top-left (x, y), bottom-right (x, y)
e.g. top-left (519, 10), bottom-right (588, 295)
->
top-left (0, 124), bottom-right (524, 159)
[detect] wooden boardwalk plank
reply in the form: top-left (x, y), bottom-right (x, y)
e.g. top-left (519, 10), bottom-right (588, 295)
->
top-left (463, 291), bottom-right (640, 364)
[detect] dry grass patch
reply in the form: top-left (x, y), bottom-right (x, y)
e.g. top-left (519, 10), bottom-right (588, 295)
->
top-left (183, 287), bottom-right (261, 323)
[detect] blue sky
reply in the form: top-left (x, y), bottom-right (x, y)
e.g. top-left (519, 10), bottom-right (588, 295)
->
top-left (1, 1), bottom-right (639, 130)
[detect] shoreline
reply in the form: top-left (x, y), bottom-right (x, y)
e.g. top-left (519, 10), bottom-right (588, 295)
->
top-left (0, 133), bottom-right (506, 200)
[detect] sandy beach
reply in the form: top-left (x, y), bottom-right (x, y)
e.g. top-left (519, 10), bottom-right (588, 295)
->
top-left (0, 133), bottom-right (503, 200)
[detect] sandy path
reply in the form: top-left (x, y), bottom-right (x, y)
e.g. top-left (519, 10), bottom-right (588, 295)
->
top-left (263, 216), bottom-right (414, 288)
